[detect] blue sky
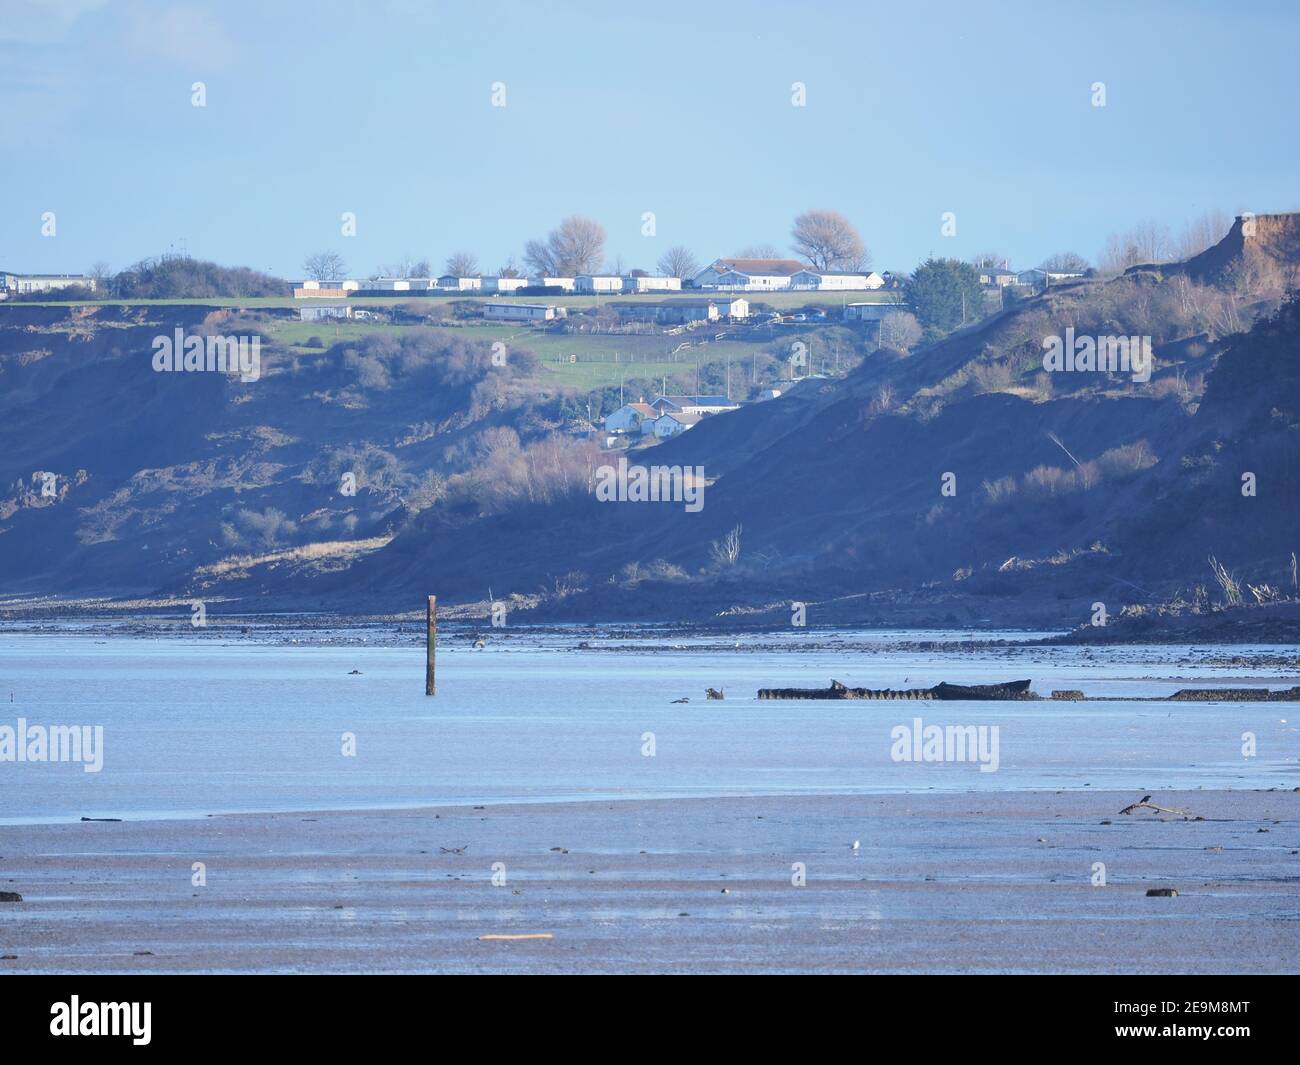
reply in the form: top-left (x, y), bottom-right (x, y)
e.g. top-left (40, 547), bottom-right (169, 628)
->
top-left (2, 0), bottom-right (1298, 279)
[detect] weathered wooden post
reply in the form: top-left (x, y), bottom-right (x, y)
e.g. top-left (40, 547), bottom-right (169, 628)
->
top-left (425, 594), bottom-right (437, 696)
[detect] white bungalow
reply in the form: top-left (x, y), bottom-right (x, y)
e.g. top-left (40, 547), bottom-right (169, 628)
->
top-left (575, 274), bottom-right (624, 294)
top-left (653, 411), bottom-right (704, 438)
top-left (1017, 267), bottom-right (1085, 287)
top-left (975, 266), bottom-right (1017, 287)
top-left (483, 302), bottom-right (565, 322)
top-left (845, 302), bottom-right (906, 322)
top-left (482, 277), bottom-right (530, 294)
top-left (436, 275), bottom-right (482, 292)
top-left (529, 276), bottom-right (576, 292)
top-left (603, 401), bottom-right (658, 434)
top-left (299, 305), bottom-right (353, 321)
top-left (621, 275), bottom-right (682, 293)
top-left (2, 272), bottom-right (98, 295)
top-left (692, 258), bottom-right (809, 291)
top-left (651, 395), bottom-right (740, 416)
top-left (789, 269), bottom-right (885, 291)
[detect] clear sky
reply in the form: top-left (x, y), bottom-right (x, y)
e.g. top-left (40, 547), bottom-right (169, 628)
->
top-left (2, 0), bottom-right (1298, 279)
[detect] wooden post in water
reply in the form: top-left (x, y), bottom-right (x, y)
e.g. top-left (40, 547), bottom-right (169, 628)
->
top-left (425, 595), bottom-right (437, 696)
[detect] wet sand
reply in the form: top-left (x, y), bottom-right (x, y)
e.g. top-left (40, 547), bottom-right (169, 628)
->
top-left (1, 790), bottom-right (1296, 973)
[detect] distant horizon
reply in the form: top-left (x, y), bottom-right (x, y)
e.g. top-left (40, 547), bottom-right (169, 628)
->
top-left (4, 0), bottom-right (1299, 278)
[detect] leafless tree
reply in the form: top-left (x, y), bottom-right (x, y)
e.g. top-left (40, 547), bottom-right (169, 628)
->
top-left (878, 309), bottom-right (923, 351)
top-left (710, 524), bottom-right (743, 567)
top-left (790, 209), bottom-right (869, 270)
top-left (1038, 252), bottom-right (1090, 273)
top-left (444, 252), bottom-right (479, 277)
top-left (303, 251), bottom-right (347, 281)
top-left (657, 245), bottom-right (700, 279)
top-left (1098, 221), bottom-right (1174, 273)
top-left (523, 215), bottom-right (607, 277)
top-left (88, 260), bottom-right (113, 283)
top-left (732, 243), bottom-right (782, 259)
top-left (970, 251), bottom-right (1009, 269)
top-left (496, 256), bottom-right (522, 278)
top-left (375, 255), bottom-right (429, 279)
top-left (1176, 208), bottom-right (1231, 259)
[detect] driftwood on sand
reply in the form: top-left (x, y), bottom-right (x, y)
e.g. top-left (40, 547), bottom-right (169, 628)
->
top-left (1119, 800), bottom-right (1197, 818)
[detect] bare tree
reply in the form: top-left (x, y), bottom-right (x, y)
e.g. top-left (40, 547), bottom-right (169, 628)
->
top-left (1039, 252), bottom-right (1090, 273)
top-left (790, 209), bottom-right (869, 270)
top-left (444, 252), bottom-right (479, 277)
top-left (303, 251), bottom-right (347, 282)
top-left (497, 256), bottom-right (522, 278)
top-left (878, 310), bottom-right (923, 352)
top-left (523, 216), bottom-right (606, 277)
top-left (657, 245), bottom-right (700, 279)
top-left (1098, 221), bottom-right (1174, 274)
top-left (970, 252), bottom-right (1010, 269)
top-left (732, 243), bottom-right (782, 259)
top-left (710, 524), bottom-right (743, 567)
top-left (375, 254), bottom-right (428, 279)
top-left (1176, 209), bottom-right (1231, 260)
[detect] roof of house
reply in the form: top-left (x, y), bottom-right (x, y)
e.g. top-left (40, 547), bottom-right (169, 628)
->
top-left (626, 402), bottom-right (657, 417)
top-left (656, 395), bottom-right (736, 407)
top-left (706, 258), bottom-right (810, 276)
top-left (6, 272), bottom-right (93, 280)
top-left (793, 268), bottom-right (880, 277)
top-left (658, 411), bottom-right (704, 426)
top-left (612, 299), bottom-right (738, 310)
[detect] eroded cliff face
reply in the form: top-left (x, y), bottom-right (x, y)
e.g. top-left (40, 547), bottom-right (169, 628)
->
top-left (1158, 211), bottom-right (1300, 288)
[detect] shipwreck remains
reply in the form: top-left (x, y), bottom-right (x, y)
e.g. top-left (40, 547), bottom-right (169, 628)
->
top-left (754, 680), bottom-right (1300, 703)
top-left (756, 679), bottom-right (1038, 701)
top-left (1168, 686), bottom-right (1300, 702)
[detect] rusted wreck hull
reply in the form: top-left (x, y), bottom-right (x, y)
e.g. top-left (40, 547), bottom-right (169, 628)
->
top-left (757, 679), bottom-right (1038, 701)
top-left (1169, 686), bottom-right (1300, 702)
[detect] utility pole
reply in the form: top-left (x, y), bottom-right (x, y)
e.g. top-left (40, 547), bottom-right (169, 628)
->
top-left (425, 595), bottom-right (437, 696)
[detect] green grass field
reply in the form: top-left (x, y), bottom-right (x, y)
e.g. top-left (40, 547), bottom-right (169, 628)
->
top-left (6, 294), bottom-right (864, 394)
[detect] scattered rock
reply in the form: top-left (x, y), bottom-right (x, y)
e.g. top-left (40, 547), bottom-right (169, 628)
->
top-left (0, 891), bottom-right (21, 903)
top-left (1146, 888), bottom-right (1179, 897)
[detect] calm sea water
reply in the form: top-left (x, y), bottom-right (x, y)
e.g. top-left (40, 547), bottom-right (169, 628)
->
top-left (1, 630), bottom-right (1296, 823)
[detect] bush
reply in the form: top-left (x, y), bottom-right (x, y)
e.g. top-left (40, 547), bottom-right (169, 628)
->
top-left (1096, 440), bottom-right (1158, 480)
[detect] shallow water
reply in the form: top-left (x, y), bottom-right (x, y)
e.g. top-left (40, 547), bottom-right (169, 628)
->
top-left (1, 631), bottom-right (1297, 823)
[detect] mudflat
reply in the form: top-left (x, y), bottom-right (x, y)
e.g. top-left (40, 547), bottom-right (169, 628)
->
top-left (1, 790), bottom-right (1296, 974)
